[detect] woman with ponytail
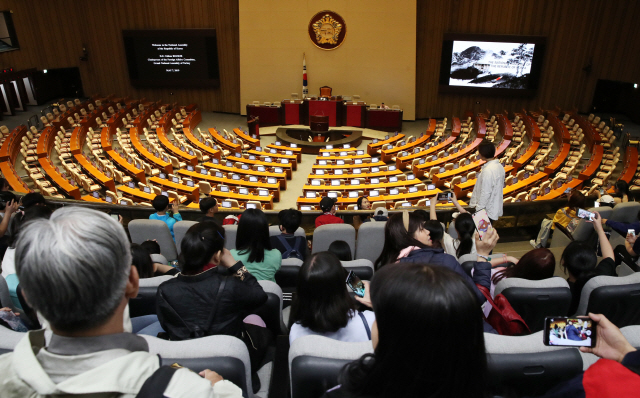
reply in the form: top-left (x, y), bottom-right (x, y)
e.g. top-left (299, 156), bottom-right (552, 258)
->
top-left (562, 211), bottom-right (617, 314)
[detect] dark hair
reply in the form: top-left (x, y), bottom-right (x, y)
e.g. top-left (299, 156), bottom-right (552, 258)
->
top-left (0, 178), bottom-right (9, 191)
top-left (278, 208), bottom-right (302, 234)
top-left (21, 193), bottom-right (45, 209)
top-left (615, 180), bottom-right (630, 198)
top-left (0, 191), bottom-right (16, 210)
top-left (423, 220), bottom-right (444, 249)
top-left (179, 222), bottom-right (226, 274)
top-left (152, 195), bottom-right (169, 212)
top-left (140, 240), bottom-right (161, 255)
top-left (130, 243), bottom-right (154, 279)
top-left (338, 264), bottom-right (487, 397)
top-left (328, 240), bottom-right (352, 261)
top-left (236, 208), bottom-right (271, 263)
top-left (199, 197), bottom-right (218, 214)
top-left (288, 252), bottom-right (356, 333)
top-left (454, 213), bottom-right (475, 258)
top-left (356, 196), bottom-right (369, 210)
top-left (568, 191), bottom-right (586, 212)
top-left (561, 241), bottom-right (598, 292)
top-left (492, 248), bottom-right (556, 284)
top-left (9, 205), bottom-right (52, 248)
top-left (412, 209), bottom-right (429, 222)
top-left (478, 140), bottom-right (496, 159)
top-left (374, 213), bottom-right (426, 270)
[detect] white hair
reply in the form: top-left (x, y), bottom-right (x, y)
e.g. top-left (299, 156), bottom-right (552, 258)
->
top-left (15, 206), bottom-right (132, 332)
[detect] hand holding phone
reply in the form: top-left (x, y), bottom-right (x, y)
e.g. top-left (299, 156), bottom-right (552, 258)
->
top-left (577, 208), bottom-right (596, 222)
top-left (578, 313), bottom-right (635, 361)
top-left (346, 271), bottom-right (366, 298)
top-left (472, 209), bottom-right (494, 240)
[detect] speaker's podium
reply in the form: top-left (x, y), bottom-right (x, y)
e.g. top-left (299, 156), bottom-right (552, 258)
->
top-left (310, 115), bottom-right (329, 142)
top-left (247, 116), bottom-right (259, 137)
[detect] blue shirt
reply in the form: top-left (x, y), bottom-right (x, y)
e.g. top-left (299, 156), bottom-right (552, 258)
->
top-left (149, 213), bottom-right (182, 239)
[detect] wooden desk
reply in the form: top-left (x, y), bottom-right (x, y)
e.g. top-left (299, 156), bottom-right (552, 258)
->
top-left (74, 154), bottom-right (117, 192)
top-left (247, 150), bottom-right (298, 169)
top-left (303, 177), bottom-right (422, 193)
top-left (209, 128), bottom-right (241, 152)
top-left (397, 136), bottom-right (457, 171)
top-left (307, 169), bottom-right (402, 181)
top-left (343, 103), bottom-right (366, 127)
top-left (367, 133), bottom-right (405, 155)
top-left (0, 162), bottom-right (29, 193)
top-left (176, 169), bottom-right (281, 201)
top-left (209, 190), bottom-right (274, 209)
top-left (149, 176), bottom-right (199, 202)
top-left (312, 161), bottom-right (387, 170)
top-left (82, 194), bottom-right (107, 203)
top-left (130, 127), bottom-right (172, 174)
top-left (578, 145), bottom-right (604, 180)
top-left (0, 125), bottom-right (27, 161)
top-left (413, 138), bottom-right (483, 178)
top-left (381, 129), bottom-right (433, 163)
top-left (38, 157), bottom-right (81, 199)
top-left (265, 144), bottom-right (302, 162)
top-left (547, 114), bottom-right (570, 145)
top-left (543, 144), bottom-right (570, 174)
top-left (513, 142), bottom-right (540, 169)
top-left (498, 115), bottom-right (513, 139)
top-left (246, 104), bottom-right (283, 127)
top-left (308, 99), bottom-right (342, 126)
top-left (156, 127), bottom-right (198, 166)
top-left (571, 113), bottom-right (603, 151)
top-left (317, 153), bottom-right (370, 162)
top-left (107, 150), bottom-right (146, 183)
top-left (118, 185), bottom-right (156, 203)
top-left (297, 188), bottom-right (442, 209)
top-left (233, 128), bottom-right (260, 148)
top-left (536, 179), bottom-right (583, 200)
top-left (226, 155), bottom-right (293, 179)
top-left (183, 128), bottom-right (221, 160)
top-left (618, 147), bottom-right (639, 184)
top-left (366, 108), bottom-right (403, 132)
top-left (36, 127), bottom-right (55, 158)
top-left (503, 171), bottom-right (549, 197)
top-left (319, 147), bottom-right (358, 154)
top-left (523, 115), bottom-right (541, 142)
top-left (203, 162), bottom-right (287, 189)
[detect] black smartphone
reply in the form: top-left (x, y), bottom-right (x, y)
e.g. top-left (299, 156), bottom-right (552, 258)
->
top-left (346, 270), bottom-right (365, 298)
top-left (543, 316), bottom-right (596, 347)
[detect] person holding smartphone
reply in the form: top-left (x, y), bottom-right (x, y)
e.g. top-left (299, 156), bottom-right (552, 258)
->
top-left (600, 210), bottom-right (640, 268)
top-left (562, 211), bottom-right (617, 315)
top-left (539, 313), bottom-right (640, 397)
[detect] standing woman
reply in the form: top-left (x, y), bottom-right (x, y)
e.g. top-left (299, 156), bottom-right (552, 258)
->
top-left (324, 264), bottom-right (488, 398)
top-left (232, 208), bottom-right (282, 282)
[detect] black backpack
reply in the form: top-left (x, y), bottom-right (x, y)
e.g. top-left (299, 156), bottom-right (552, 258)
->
top-left (277, 235), bottom-right (304, 260)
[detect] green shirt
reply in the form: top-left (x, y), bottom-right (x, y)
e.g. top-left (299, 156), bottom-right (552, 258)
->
top-left (230, 248), bottom-right (282, 282)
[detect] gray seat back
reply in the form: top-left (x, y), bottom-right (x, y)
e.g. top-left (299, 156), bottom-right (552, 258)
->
top-left (355, 221), bottom-right (386, 263)
top-left (128, 220), bottom-right (178, 261)
top-left (575, 273), bottom-right (640, 327)
top-left (313, 224), bottom-right (356, 258)
top-left (143, 335), bottom-right (250, 398)
top-left (173, 221), bottom-right (197, 253)
top-left (289, 335), bottom-right (374, 398)
top-left (129, 275), bottom-right (174, 318)
top-left (223, 225), bottom-right (238, 250)
top-left (256, 280), bottom-right (287, 335)
top-left (269, 225), bottom-right (305, 237)
top-left (275, 258), bottom-right (304, 293)
top-left (495, 277), bottom-right (572, 332)
top-left (610, 202), bottom-right (640, 223)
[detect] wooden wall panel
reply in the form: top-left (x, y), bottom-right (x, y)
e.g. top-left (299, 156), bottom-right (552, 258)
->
top-left (0, 0), bottom-right (239, 113)
top-left (416, 0), bottom-right (640, 119)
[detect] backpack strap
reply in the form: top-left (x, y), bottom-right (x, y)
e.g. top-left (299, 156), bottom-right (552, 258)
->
top-left (357, 312), bottom-right (371, 340)
top-left (277, 235), bottom-right (294, 252)
top-left (291, 236), bottom-right (304, 254)
top-left (136, 363), bottom-right (177, 398)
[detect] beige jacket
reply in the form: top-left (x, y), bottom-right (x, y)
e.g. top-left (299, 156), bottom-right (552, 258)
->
top-left (0, 330), bottom-right (243, 398)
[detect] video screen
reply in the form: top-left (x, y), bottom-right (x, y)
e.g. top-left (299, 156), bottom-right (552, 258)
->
top-left (547, 318), bottom-right (594, 347)
top-left (439, 34), bottom-right (545, 95)
top-left (448, 41), bottom-right (535, 89)
top-left (123, 29), bottom-right (220, 88)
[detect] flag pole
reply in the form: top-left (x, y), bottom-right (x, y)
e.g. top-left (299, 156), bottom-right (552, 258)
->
top-left (302, 53), bottom-right (308, 99)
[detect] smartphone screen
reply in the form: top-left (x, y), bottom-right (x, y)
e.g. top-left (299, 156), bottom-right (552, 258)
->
top-left (594, 201), bottom-right (600, 208)
top-left (346, 270), bottom-right (365, 297)
top-left (628, 229), bottom-right (636, 238)
top-left (577, 208), bottom-right (595, 221)
top-left (544, 317), bottom-right (596, 347)
top-left (437, 192), bottom-right (452, 202)
top-left (110, 214), bottom-right (119, 221)
top-left (472, 209), bottom-right (493, 240)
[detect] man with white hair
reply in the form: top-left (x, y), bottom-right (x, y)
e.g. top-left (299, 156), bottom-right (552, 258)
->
top-left (0, 207), bottom-right (242, 397)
